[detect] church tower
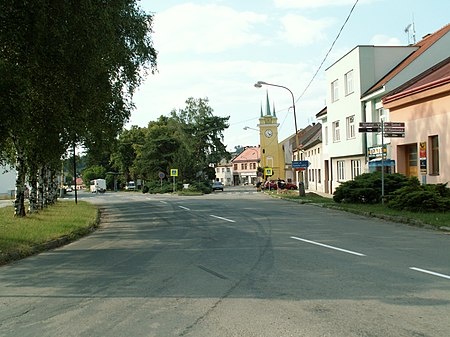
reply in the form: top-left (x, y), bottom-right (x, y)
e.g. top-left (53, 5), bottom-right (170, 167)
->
top-left (258, 91), bottom-right (285, 180)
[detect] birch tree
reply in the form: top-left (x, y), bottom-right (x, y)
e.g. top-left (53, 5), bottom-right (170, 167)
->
top-left (1, 1), bottom-right (157, 216)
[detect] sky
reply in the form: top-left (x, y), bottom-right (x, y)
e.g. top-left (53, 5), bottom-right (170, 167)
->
top-left (130, 0), bottom-right (449, 152)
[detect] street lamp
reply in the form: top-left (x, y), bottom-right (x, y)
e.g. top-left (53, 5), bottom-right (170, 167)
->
top-left (254, 80), bottom-right (305, 196)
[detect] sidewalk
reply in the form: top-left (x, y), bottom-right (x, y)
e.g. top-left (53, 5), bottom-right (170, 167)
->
top-left (0, 200), bottom-right (13, 208)
top-left (305, 189), bottom-right (333, 198)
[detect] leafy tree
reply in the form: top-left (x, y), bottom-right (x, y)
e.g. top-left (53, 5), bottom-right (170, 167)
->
top-left (0, 1), bottom-right (157, 215)
top-left (170, 97), bottom-right (230, 181)
top-left (82, 166), bottom-right (107, 188)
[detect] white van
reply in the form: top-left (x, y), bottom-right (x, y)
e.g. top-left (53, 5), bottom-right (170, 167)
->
top-left (90, 179), bottom-right (106, 193)
top-left (125, 181), bottom-right (135, 190)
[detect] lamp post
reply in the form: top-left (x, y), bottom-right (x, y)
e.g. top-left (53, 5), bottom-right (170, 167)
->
top-left (254, 80), bottom-right (305, 196)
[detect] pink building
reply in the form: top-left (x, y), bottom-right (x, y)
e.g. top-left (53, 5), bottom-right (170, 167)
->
top-left (383, 57), bottom-right (450, 184)
top-left (231, 146), bottom-right (261, 185)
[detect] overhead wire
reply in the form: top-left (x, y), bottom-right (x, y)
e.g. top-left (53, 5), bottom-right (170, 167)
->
top-left (296, 0), bottom-right (360, 104)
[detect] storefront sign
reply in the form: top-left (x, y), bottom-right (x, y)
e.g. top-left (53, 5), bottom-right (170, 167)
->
top-left (368, 145), bottom-right (386, 159)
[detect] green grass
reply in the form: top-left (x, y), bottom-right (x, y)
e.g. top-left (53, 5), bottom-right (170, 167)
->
top-left (0, 201), bottom-right (98, 265)
top-left (266, 190), bottom-right (450, 229)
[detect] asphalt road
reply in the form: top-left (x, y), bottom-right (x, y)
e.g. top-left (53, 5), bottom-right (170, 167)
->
top-left (0, 188), bottom-right (449, 337)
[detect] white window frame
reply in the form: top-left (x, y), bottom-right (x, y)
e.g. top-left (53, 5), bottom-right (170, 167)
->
top-left (331, 79), bottom-right (339, 102)
top-left (351, 160), bottom-right (361, 179)
top-left (337, 160), bottom-right (345, 181)
top-left (346, 115), bottom-right (355, 139)
top-left (333, 121), bottom-right (340, 142)
top-left (345, 70), bottom-right (354, 96)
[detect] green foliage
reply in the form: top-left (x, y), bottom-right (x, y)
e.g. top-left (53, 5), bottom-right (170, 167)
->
top-left (81, 166), bottom-right (107, 187)
top-left (333, 172), bottom-right (412, 204)
top-left (388, 183), bottom-right (450, 212)
top-left (111, 97), bottom-right (230, 185)
top-left (186, 181), bottom-right (212, 194)
top-left (1, 1), bottom-right (157, 215)
top-left (145, 180), bottom-right (174, 194)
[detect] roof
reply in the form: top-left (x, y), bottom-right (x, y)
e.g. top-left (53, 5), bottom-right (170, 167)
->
top-left (231, 146), bottom-right (260, 163)
top-left (297, 123), bottom-right (322, 150)
top-left (383, 56), bottom-right (450, 105)
top-left (315, 106), bottom-right (327, 118)
top-left (364, 23), bottom-right (450, 96)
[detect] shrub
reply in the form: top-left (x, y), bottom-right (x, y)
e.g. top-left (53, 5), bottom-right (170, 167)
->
top-left (333, 172), bottom-right (411, 204)
top-left (145, 180), bottom-right (174, 194)
top-left (388, 182), bottom-right (450, 212)
top-left (186, 181), bottom-right (212, 194)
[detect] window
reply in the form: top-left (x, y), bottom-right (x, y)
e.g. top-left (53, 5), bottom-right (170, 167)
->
top-left (318, 169), bottom-right (321, 183)
top-left (345, 70), bottom-right (354, 95)
top-left (233, 164), bottom-right (238, 170)
top-left (324, 126), bottom-right (328, 145)
top-left (337, 161), bottom-right (345, 181)
top-left (333, 121), bottom-right (340, 142)
top-left (430, 135), bottom-right (439, 175)
top-left (346, 115), bottom-right (355, 139)
top-left (351, 160), bottom-right (361, 179)
top-left (331, 80), bottom-right (339, 102)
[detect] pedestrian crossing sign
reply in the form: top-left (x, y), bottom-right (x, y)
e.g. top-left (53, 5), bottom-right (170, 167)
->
top-left (170, 169), bottom-right (178, 177)
top-left (264, 168), bottom-right (273, 176)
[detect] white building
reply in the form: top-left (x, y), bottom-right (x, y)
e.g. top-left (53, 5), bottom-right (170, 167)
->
top-left (320, 45), bottom-right (415, 193)
top-left (0, 166), bottom-right (16, 197)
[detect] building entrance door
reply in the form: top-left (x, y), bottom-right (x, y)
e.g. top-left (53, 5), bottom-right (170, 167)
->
top-left (406, 143), bottom-right (418, 177)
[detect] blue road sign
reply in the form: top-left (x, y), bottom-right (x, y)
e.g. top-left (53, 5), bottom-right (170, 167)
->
top-left (292, 160), bottom-right (310, 169)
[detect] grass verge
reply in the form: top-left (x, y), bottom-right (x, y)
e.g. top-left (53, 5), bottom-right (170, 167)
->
top-left (266, 190), bottom-right (450, 229)
top-left (0, 201), bottom-right (99, 265)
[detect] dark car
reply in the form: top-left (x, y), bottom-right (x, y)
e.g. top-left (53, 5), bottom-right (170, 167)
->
top-left (212, 181), bottom-right (224, 191)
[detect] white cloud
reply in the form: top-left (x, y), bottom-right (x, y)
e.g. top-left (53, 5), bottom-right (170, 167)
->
top-left (370, 34), bottom-right (402, 46)
top-left (153, 3), bottom-right (266, 53)
top-left (274, 0), bottom-right (376, 9)
top-left (279, 14), bottom-right (334, 46)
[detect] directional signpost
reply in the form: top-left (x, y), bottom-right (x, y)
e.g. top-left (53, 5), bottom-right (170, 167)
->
top-left (383, 122), bottom-right (405, 138)
top-left (292, 160), bottom-right (310, 170)
top-left (359, 121), bottom-right (406, 204)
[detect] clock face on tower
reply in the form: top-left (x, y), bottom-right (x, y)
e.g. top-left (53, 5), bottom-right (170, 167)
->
top-left (264, 129), bottom-right (273, 138)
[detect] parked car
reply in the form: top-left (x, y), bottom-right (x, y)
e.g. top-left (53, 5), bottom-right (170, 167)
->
top-left (263, 180), bottom-right (297, 190)
top-left (212, 181), bottom-right (224, 191)
top-left (125, 181), bottom-right (135, 191)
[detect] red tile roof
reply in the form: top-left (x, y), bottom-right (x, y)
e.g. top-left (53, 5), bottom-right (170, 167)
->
top-left (383, 56), bottom-right (450, 104)
top-left (232, 146), bottom-right (260, 163)
top-left (364, 23), bottom-right (450, 96)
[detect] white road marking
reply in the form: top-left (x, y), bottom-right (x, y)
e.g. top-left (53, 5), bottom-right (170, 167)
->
top-left (159, 201), bottom-right (167, 204)
top-left (290, 236), bottom-right (366, 257)
top-left (410, 267), bottom-right (450, 280)
top-left (210, 215), bottom-right (236, 223)
top-left (179, 206), bottom-right (190, 211)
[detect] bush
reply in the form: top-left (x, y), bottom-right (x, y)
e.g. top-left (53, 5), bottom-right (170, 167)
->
top-left (145, 180), bottom-right (174, 194)
top-left (185, 181), bottom-right (212, 194)
top-left (333, 172), bottom-right (412, 204)
top-left (388, 183), bottom-right (450, 212)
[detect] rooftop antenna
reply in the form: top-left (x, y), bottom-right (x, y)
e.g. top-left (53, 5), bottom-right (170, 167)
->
top-left (404, 14), bottom-right (416, 44)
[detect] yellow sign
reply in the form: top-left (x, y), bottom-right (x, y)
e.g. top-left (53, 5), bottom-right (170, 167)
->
top-left (170, 169), bottom-right (178, 177)
top-left (264, 168), bottom-right (273, 176)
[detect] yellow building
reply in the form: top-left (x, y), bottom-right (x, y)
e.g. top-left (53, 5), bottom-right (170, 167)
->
top-left (257, 92), bottom-right (286, 181)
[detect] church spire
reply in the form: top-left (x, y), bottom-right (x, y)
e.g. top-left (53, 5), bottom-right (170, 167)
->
top-left (265, 90), bottom-right (271, 116)
top-left (272, 102), bottom-right (276, 117)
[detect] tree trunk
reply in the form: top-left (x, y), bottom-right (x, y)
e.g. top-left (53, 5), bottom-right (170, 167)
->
top-left (28, 171), bottom-right (38, 214)
top-left (38, 167), bottom-right (45, 210)
top-left (14, 150), bottom-right (26, 217)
